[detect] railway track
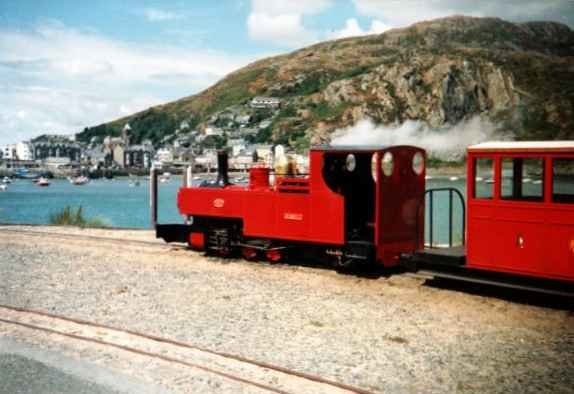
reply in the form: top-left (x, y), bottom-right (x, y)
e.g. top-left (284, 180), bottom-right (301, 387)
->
top-left (0, 304), bottom-right (374, 394)
top-left (0, 227), bottom-right (179, 249)
top-left (4, 227), bottom-right (570, 299)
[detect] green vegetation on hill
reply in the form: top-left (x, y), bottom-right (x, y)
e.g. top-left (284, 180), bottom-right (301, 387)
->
top-left (77, 16), bottom-right (574, 148)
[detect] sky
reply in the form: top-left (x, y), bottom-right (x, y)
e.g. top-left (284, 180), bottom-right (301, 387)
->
top-left (0, 0), bottom-right (573, 145)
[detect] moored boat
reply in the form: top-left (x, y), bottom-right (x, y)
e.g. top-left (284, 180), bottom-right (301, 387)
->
top-left (69, 175), bottom-right (89, 185)
top-left (36, 177), bottom-right (50, 187)
top-left (159, 172), bottom-right (171, 183)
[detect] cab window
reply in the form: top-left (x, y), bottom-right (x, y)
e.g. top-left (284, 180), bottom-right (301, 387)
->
top-left (553, 158), bottom-right (574, 203)
top-left (501, 158), bottom-right (544, 202)
top-left (474, 158), bottom-right (494, 199)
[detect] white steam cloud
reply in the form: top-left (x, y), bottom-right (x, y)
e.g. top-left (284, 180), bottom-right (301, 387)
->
top-left (330, 116), bottom-right (505, 160)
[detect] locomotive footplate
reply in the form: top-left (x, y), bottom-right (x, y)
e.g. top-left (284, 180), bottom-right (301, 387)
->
top-left (412, 246), bottom-right (466, 266)
top-left (402, 249), bottom-right (574, 298)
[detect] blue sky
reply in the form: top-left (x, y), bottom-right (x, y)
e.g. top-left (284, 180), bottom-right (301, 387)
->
top-left (1, 0), bottom-right (573, 145)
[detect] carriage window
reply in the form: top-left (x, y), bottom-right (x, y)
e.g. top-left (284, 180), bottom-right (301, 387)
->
top-left (501, 158), bottom-right (544, 201)
top-left (553, 159), bottom-right (574, 203)
top-left (474, 158), bottom-right (494, 199)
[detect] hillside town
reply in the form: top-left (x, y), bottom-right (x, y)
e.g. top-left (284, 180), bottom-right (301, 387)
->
top-left (0, 96), bottom-right (309, 178)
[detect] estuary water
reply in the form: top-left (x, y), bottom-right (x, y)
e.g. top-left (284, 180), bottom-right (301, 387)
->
top-left (0, 175), bottom-right (463, 243)
top-left (1, 176), bottom-right (570, 245)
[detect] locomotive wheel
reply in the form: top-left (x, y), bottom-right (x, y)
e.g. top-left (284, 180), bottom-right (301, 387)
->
top-left (241, 246), bottom-right (258, 261)
top-left (265, 249), bottom-right (282, 263)
top-left (216, 247), bottom-right (233, 258)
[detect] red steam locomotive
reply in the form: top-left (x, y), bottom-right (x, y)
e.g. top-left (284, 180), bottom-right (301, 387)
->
top-left (155, 141), bottom-right (574, 295)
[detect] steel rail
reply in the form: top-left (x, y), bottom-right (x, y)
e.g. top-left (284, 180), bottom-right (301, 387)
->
top-left (0, 304), bottom-right (374, 394)
top-left (0, 317), bottom-right (287, 394)
top-left (0, 228), bottom-right (172, 248)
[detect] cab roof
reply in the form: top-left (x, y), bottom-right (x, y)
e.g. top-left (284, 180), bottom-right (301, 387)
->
top-left (468, 141), bottom-right (574, 153)
top-left (311, 145), bottom-right (420, 152)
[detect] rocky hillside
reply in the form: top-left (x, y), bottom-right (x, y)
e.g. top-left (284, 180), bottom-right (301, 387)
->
top-left (77, 16), bottom-right (574, 149)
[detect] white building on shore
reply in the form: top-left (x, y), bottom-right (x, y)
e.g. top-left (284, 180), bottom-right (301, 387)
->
top-left (1, 142), bottom-right (34, 161)
top-left (16, 142), bottom-right (34, 161)
top-left (1, 144), bottom-right (16, 160)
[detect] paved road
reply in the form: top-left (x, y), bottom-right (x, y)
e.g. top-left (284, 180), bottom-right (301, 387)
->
top-left (0, 338), bottom-right (163, 394)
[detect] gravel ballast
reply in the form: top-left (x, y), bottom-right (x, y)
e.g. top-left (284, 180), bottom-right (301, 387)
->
top-left (0, 226), bottom-right (573, 393)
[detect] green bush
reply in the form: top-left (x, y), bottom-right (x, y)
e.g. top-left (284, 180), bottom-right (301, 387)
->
top-left (49, 206), bottom-right (107, 228)
top-left (310, 101), bottom-right (351, 121)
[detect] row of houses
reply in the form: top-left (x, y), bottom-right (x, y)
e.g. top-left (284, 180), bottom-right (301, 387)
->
top-left (1, 137), bottom-right (81, 163)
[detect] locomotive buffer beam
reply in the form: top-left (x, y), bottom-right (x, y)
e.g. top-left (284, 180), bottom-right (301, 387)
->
top-left (156, 224), bottom-right (193, 244)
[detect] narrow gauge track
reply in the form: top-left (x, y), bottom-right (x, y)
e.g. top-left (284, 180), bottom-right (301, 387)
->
top-left (5, 226), bottom-right (571, 304)
top-left (0, 305), bottom-right (374, 394)
top-left (0, 227), bottom-right (170, 249)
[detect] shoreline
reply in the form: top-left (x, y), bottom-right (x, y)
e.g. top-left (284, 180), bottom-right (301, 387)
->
top-left (1, 165), bottom-right (466, 180)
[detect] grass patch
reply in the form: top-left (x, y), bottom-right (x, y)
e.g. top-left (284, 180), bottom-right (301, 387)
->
top-left (309, 101), bottom-right (352, 121)
top-left (203, 68), bottom-right (266, 116)
top-left (49, 206), bottom-right (107, 228)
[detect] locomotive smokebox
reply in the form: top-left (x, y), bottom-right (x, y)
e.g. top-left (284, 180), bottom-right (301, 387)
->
top-left (216, 149), bottom-right (230, 186)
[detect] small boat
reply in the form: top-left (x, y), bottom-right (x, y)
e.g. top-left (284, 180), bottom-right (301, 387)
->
top-left (522, 178), bottom-right (532, 183)
top-left (449, 176), bottom-right (459, 181)
top-left (69, 175), bottom-right (89, 185)
top-left (36, 177), bottom-right (50, 187)
top-left (2, 176), bottom-right (11, 184)
top-left (129, 180), bottom-right (141, 187)
top-left (14, 168), bottom-right (36, 179)
top-left (532, 179), bottom-right (542, 185)
top-left (485, 178), bottom-right (495, 184)
top-left (0, 184), bottom-right (7, 191)
top-left (475, 176), bottom-right (484, 182)
top-left (425, 175), bottom-right (434, 180)
top-left (159, 172), bottom-right (171, 183)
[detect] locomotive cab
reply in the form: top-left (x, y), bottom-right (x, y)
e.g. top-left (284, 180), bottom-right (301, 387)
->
top-left (322, 150), bottom-right (376, 243)
top-left (312, 145), bottom-right (426, 266)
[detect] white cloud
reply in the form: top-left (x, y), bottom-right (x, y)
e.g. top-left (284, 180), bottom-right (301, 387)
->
top-left (352, 0), bottom-right (574, 28)
top-left (247, 0), bottom-right (333, 47)
top-left (142, 7), bottom-right (182, 22)
top-left (248, 12), bottom-right (317, 48)
top-left (251, 0), bottom-right (333, 16)
top-left (0, 23), bottom-right (256, 145)
top-left (328, 18), bottom-right (391, 39)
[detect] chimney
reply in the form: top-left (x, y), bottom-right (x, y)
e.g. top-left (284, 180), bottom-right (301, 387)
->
top-left (216, 149), bottom-right (230, 186)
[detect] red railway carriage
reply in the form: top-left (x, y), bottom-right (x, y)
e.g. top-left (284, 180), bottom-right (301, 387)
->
top-left (466, 141), bottom-right (574, 282)
top-left (412, 141), bottom-right (574, 294)
top-left (158, 145), bottom-right (426, 267)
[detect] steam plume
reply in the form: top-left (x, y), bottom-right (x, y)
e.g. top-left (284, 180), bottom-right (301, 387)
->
top-left (330, 116), bottom-right (506, 160)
